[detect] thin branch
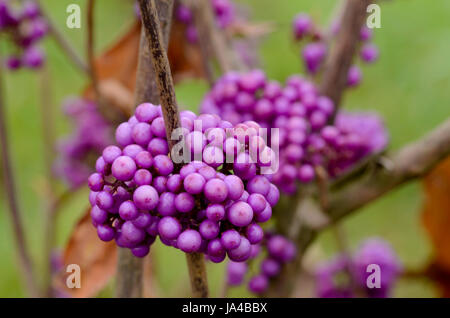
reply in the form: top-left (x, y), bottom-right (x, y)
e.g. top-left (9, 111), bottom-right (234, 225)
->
top-left (37, 1), bottom-right (89, 75)
top-left (0, 59), bottom-right (39, 297)
top-left (115, 0), bottom-right (174, 299)
top-left (138, 0), bottom-right (209, 298)
top-left (269, 118), bottom-right (450, 297)
top-left (185, 252), bottom-right (209, 297)
top-left (323, 0), bottom-right (346, 42)
top-left (85, 1), bottom-right (129, 124)
top-left (134, 0), bottom-right (174, 105)
top-left (190, 16), bottom-right (215, 87)
top-left (38, 65), bottom-right (58, 297)
top-left (188, 0), bottom-right (244, 74)
top-left (138, 0), bottom-right (181, 152)
top-left (320, 0), bottom-right (372, 118)
top-left (87, 0), bottom-right (98, 94)
top-left (326, 117), bottom-right (450, 224)
top-left (116, 248), bottom-right (144, 298)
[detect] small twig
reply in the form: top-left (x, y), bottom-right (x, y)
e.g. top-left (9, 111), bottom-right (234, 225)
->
top-left (220, 280), bottom-right (230, 298)
top-left (37, 1), bottom-right (89, 74)
top-left (115, 0), bottom-right (174, 299)
top-left (134, 0), bottom-right (174, 105)
top-left (138, 0), bottom-right (181, 154)
top-left (38, 65), bottom-right (58, 297)
top-left (87, 0), bottom-right (99, 98)
top-left (326, 118), bottom-right (450, 223)
top-left (38, 65), bottom-right (56, 184)
top-left (323, 0), bottom-right (346, 42)
top-left (139, 0), bottom-right (209, 297)
top-left (320, 0), bottom-right (372, 118)
top-left (0, 57), bottom-right (39, 297)
top-left (269, 118), bottom-right (450, 297)
top-left (115, 248), bottom-right (144, 298)
top-left (187, 0), bottom-right (218, 85)
top-left (85, 1), bottom-right (128, 124)
top-left (185, 253), bottom-right (209, 298)
top-left (188, 0), bottom-right (243, 74)
top-left (314, 166), bottom-right (329, 210)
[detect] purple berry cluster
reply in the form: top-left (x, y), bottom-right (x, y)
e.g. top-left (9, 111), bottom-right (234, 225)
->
top-left (292, 12), bottom-right (379, 88)
top-left (316, 238), bottom-right (402, 298)
top-left (200, 70), bottom-right (389, 193)
top-left (226, 233), bottom-right (296, 295)
top-left (0, 0), bottom-right (47, 71)
top-left (88, 102), bottom-right (279, 259)
top-left (54, 97), bottom-right (113, 188)
top-left (175, 0), bottom-right (236, 43)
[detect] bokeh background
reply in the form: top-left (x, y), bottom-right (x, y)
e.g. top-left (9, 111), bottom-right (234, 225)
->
top-left (1, 0), bottom-right (449, 297)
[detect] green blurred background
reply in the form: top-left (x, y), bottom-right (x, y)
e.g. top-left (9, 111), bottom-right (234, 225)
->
top-left (1, 0), bottom-right (449, 297)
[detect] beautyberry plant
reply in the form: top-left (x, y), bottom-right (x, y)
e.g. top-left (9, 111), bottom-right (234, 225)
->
top-left (293, 12), bottom-right (379, 88)
top-left (88, 102), bottom-right (279, 260)
top-left (0, 0), bottom-right (48, 71)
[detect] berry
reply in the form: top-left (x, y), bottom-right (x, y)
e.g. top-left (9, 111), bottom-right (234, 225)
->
top-left (204, 178), bottom-right (228, 203)
top-left (97, 225), bottom-right (115, 242)
top-left (248, 274), bottom-right (268, 294)
top-left (112, 156), bottom-right (137, 181)
top-left (133, 185), bottom-right (159, 210)
top-left (246, 223), bottom-right (264, 244)
top-left (184, 173), bottom-right (206, 194)
top-left (175, 192), bottom-right (195, 213)
top-left (228, 236), bottom-right (251, 262)
top-left (228, 201), bottom-right (253, 227)
top-left (89, 102), bottom-right (277, 261)
top-left (158, 216), bottom-right (182, 240)
top-left (119, 200), bottom-right (139, 221)
top-left (177, 229), bottom-right (202, 253)
top-left (293, 13), bottom-right (312, 39)
top-left (221, 229), bottom-right (241, 250)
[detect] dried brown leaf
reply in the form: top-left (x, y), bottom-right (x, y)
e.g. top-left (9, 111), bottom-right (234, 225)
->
top-left (168, 20), bottom-right (205, 83)
top-left (422, 156), bottom-right (450, 296)
top-left (54, 209), bottom-right (117, 298)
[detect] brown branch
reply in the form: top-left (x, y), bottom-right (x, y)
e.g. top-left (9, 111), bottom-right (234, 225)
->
top-left (116, 248), bottom-right (144, 298)
top-left (326, 117), bottom-right (450, 223)
top-left (138, 0), bottom-right (209, 298)
top-left (87, 0), bottom-right (98, 93)
top-left (37, 1), bottom-right (89, 75)
top-left (38, 65), bottom-right (58, 297)
top-left (269, 118), bottom-right (450, 297)
top-left (188, 0), bottom-right (244, 74)
top-left (138, 0), bottom-right (181, 153)
top-left (320, 0), bottom-right (371, 117)
top-left (0, 59), bottom-right (39, 297)
top-left (185, 252), bottom-right (209, 297)
top-left (134, 1), bottom-right (174, 105)
top-left (115, 0), bottom-right (174, 299)
top-left (188, 0), bottom-right (215, 86)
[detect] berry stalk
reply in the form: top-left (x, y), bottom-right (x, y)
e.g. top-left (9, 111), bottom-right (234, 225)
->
top-left (138, 0), bottom-right (209, 297)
